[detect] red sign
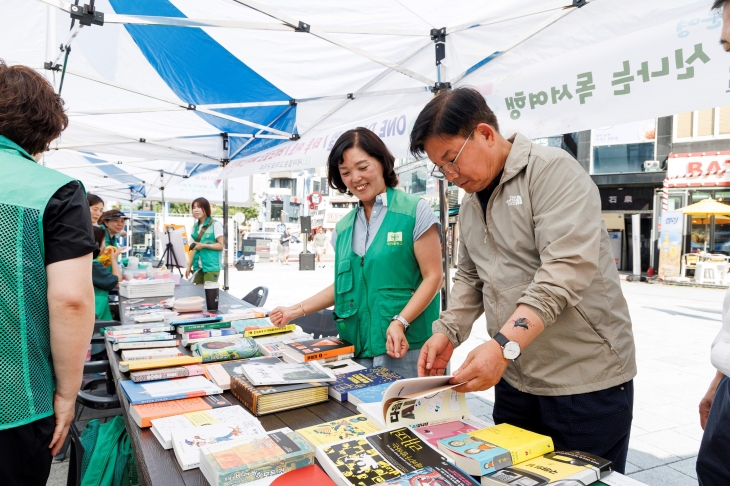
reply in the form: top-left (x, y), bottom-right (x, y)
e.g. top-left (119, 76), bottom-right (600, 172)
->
top-left (308, 191), bottom-right (323, 206)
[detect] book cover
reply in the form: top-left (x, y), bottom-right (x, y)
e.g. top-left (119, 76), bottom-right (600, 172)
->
top-left (230, 375), bottom-right (329, 416)
top-left (198, 428), bottom-right (315, 486)
top-left (241, 361), bottom-right (336, 386)
top-left (113, 339), bottom-right (179, 351)
top-left (177, 321), bottom-right (233, 333)
top-left (329, 367), bottom-right (403, 402)
top-left (252, 330), bottom-right (313, 346)
top-left (413, 416), bottom-right (491, 450)
top-left (191, 337), bottom-right (260, 363)
top-left (105, 324), bottom-right (174, 336)
top-left (243, 324), bottom-right (296, 338)
top-left (260, 343), bottom-right (290, 358)
top-left (172, 420), bottom-right (267, 470)
top-left (205, 357), bottom-right (283, 390)
top-left (437, 433), bottom-right (512, 476)
top-left (120, 375), bottom-right (223, 405)
top-left (270, 465), bottom-right (336, 486)
top-left (383, 466), bottom-right (480, 486)
top-left (481, 451), bottom-right (611, 486)
top-left (231, 317), bottom-right (276, 333)
top-left (121, 348), bottom-right (182, 361)
top-left (469, 424), bottom-right (554, 465)
top-left (129, 365), bottom-right (205, 383)
top-left (348, 382), bottom-right (392, 406)
top-left (119, 355), bottom-right (202, 372)
top-left (169, 314), bottom-right (223, 326)
top-left (130, 394), bottom-right (231, 428)
top-left (185, 334), bottom-right (244, 348)
top-left (321, 360), bottom-right (367, 376)
top-left (150, 404), bottom-right (258, 449)
top-left (227, 307), bottom-right (268, 320)
top-left (283, 338), bottom-right (355, 362)
top-left (296, 415), bottom-right (382, 447)
top-left (183, 329), bottom-right (238, 340)
top-left (108, 332), bottom-right (174, 343)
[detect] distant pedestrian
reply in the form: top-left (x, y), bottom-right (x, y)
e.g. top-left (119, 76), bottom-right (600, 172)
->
top-left (280, 227), bottom-right (292, 264)
top-left (313, 227), bottom-right (328, 267)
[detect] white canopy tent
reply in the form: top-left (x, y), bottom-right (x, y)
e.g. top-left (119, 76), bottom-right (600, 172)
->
top-left (1, 0), bottom-right (724, 293)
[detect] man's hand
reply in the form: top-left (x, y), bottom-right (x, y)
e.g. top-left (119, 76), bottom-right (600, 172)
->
top-left (49, 392), bottom-right (76, 456)
top-left (450, 339), bottom-right (509, 392)
top-left (700, 390), bottom-right (714, 430)
top-left (418, 333), bottom-right (454, 377)
top-left (386, 322), bottom-right (409, 359)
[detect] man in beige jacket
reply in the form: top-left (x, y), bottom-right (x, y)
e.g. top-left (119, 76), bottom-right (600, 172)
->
top-left (411, 87), bottom-right (636, 472)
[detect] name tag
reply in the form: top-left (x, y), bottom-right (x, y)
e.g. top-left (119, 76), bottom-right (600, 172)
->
top-left (507, 195), bottom-right (523, 206)
top-left (387, 232), bottom-right (403, 245)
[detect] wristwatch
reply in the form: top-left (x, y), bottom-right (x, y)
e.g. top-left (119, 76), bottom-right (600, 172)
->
top-left (391, 315), bottom-right (410, 331)
top-left (493, 332), bottom-right (521, 360)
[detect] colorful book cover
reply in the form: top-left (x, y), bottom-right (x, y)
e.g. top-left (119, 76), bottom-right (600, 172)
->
top-left (321, 359), bottom-right (367, 376)
top-left (130, 394), bottom-right (231, 428)
top-left (469, 424), bottom-right (554, 465)
top-left (120, 375), bottom-right (223, 405)
top-left (241, 361), bottom-right (336, 386)
top-left (482, 451), bottom-right (611, 486)
top-left (168, 314), bottom-right (223, 326)
top-left (183, 329), bottom-right (238, 339)
top-left (383, 466), bottom-right (480, 486)
top-left (348, 382), bottom-right (392, 405)
top-left (329, 367), bottom-right (403, 401)
top-left (413, 416), bottom-right (491, 450)
top-left (119, 355), bottom-right (202, 372)
top-left (269, 465), bottom-right (336, 486)
top-left (176, 321), bottom-right (233, 333)
top-left (230, 317), bottom-right (275, 333)
top-left (129, 365), bottom-right (205, 383)
top-left (243, 324), bottom-right (296, 338)
top-left (172, 420), bottom-right (267, 470)
top-left (113, 339), bottom-right (179, 351)
top-left (150, 404), bottom-right (258, 449)
top-left (284, 338), bottom-right (354, 362)
top-left (108, 332), bottom-right (174, 343)
top-left (198, 428), bottom-right (315, 486)
top-left (437, 433), bottom-right (512, 476)
top-left (121, 348), bottom-right (182, 361)
top-left (191, 337), bottom-right (260, 363)
top-left (297, 415), bottom-right (382, 447)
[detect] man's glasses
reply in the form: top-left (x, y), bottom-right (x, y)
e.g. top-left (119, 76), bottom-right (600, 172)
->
top-left (430, 129), bottom-right (474, 179)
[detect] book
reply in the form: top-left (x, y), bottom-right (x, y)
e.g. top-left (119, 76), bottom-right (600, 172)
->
top-left (321, 359), bottom-right (366, 376)
top-left (260, 342), bottom-right (292, 358)
top-left (198, 428), bottom-right (315, 486)
top-left (192, 337), bottom-right (260, 363)
top-left (595, 472), bottom-right (648, 486)
top-left (130, 394), bottom-right (231, 428)
top-left (318, 427), bottom-right (474, 486)
top-left (413, 416), bottom-right (492, 450)
top-left (205, 357), bottom-right (283, 390)
top-left (230, 375), bottom-right (329, 416)
top-left (348, 382), bottom-right (393, 406)
top-left (121, 348), bottom-right (183, 361)
top-left (231, 317), bottom-right (277, 333)
top-left (251, 329), bottom-right (313, 346)
top-left (171, 417), bottom-right (266, 470)
top-left (437, 433), bottom-right (512, 476)
top-left (481, 450), bottom-right (612, 486)
top-left (242, 324), bottom-right (297, 338)
top-left (328, 367), bottom-right (402, 402)
top-left (176, 321), bottom-right (233, 333)
top-left (105, 324), bottom-right (174, 336)
top-left (227, 306), bottom-right (269, 320)
top-left (383, 466), bottom-right (480, 486)
top-left (283, 338), bottom-right (355, 363)
top-left (240, 361), bottom-right (336, 386)
top-left (150, 404), bottom-right (259, 449)
top-left (356, 376), bottom-right (470, 429)
top-left (107, 332), bottom-right (174, 343)
top-left (119, 375), bottom-right (223, 405)
top-left (113, 339), bottom-right (179, 351)
top-left (129, 365), bottom-right (206, 383)
top-left (168, 314), bottom-right (223, 326)
top-left (119, 355), bottom-right (202, 372)
top-left (132, 312), bottom-right (177, 323)
top-left (183, 328), bottom-right (238, 340)
top-left (296, 415), bottom-right (382, 447)
top-left (269, 465), bottom-right (336, 486)
top-left (468, 424), bottom-right (554, 465)
top-left (185, 333), bottom-right (244, 348)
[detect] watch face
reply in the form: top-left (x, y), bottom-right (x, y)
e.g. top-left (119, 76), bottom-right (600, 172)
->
top-left (503, 341), bottom-right (521, 360)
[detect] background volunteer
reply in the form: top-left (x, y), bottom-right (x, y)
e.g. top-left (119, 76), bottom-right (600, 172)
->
top-left (185, 197), bottom-right (225, 285)
top-left (98, 209), bottom-right (128, 247)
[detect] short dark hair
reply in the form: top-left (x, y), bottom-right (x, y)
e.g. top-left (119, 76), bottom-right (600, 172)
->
top-left (87, 193), bottom-right (104, 207)
top-left (191, 197), bottom-right (212, 218)
top-left (713, 0), bottom-right (726, 10)
top-left (0, 60), bottom-right (68, 155)
top-left (327, 128), bottom-right (398, 195)
top-left (409, 87), bottom-right (499, 159)
top-left (92, 226), bottom-right (106, 259)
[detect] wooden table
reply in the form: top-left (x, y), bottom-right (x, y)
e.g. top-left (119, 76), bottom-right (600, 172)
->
top-left (107, 280), bottom-right (360, 486)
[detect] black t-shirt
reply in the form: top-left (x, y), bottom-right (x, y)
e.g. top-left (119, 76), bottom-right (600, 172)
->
top-left (477, 170), bottom-right (504, 214)
top-left (43, 182), bottom-right (96, 265)
top-left (280, 232), bottom-right (290, 247)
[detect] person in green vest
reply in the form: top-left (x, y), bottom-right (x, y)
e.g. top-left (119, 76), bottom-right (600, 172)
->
top-left (0, 60), bottom-right (96, 484)
top-left (92, 226), bottom-right (122, 321)
top-left (270, 128), bottom-right (443, 378)
top-left (98, 209), bottom-right (128, 247)
top-left (185, 197), bottom-right (225, 285)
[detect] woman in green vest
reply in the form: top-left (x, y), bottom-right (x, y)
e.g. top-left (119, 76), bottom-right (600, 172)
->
top-left (185, 197), bottom-right (225, 285)
top-left (270, 128), bottom-right (443, 378)
top-left (92, 227), bottom-right (121, 321)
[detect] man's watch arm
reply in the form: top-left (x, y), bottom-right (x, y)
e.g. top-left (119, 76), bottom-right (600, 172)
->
top-left (495, 305), bottom-right (546, 358)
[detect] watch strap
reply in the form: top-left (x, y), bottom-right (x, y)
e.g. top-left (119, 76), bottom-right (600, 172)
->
top-left (493, 332), bottom-right (509, 348)
top-left (392, 315), bottom-right (410, 330)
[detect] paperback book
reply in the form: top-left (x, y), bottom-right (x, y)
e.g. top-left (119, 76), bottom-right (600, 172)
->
top-left (205, 357), bottom-right (283, 390)
top-left (181, 329), bottom-right (238, 346)
top-left (348, 382), bottom-right (392, 406)
top-left (413, 416), bottom-right (492, 450)
top-left (120, 348), bottom-right (182, 361)
top-left (251, 330), bottom-right (313, 347)
top-left (283, 338), bottom-right (355, 363)
top-left (185, 334), bottom-right (244, 348)
top-left (150, 404), bottom-right (259, 449)
top-left (296, 415), bottom-right (382, 447)
top-left (481, 450), bottom-right (612, 486)
top-left (168, 313), bottom-right (223, 326)
top-left (268, 465), bottom-right (336, 486)
top-left (120, 375), bottom-right (223, 405)
top-left (118, 355), bottom-right (202, 372)
top-left (191, 336), bottom-right (260, 363)
top-left (383, 466), bottom-right (480, 486)
top-left (231, 317), bottom-right (276, 333)
top-left (467, 423), bottom-right (554, 465)
top-left (227, 306), bottom-right (268, 320)
top-left (107, 332), bottom-right (174, 343)
top-left (130, 394), bottom-right (231, 428)
top-left (198, 427), bottom-right (315, 486)
top-left (173, 420), bottom-right (268, 470)
top-left (105, 324), bottom-right (174, 336)
top-left (438, 433), bottom-right (512, 476)
top-left (329, 366), bottom-right (403, 402)
top-left (230, 375), bottom-right (329, 416)
top-left (242, 324), bottom-right (296, 338)
top-left (176, 321), bottom-right (232, 333)
top-left (113, 339), bottom-right (179, 351)
top-left (129, 365), bottom-right (206, 383)
top-left (321, 359), bottom-right (367, 376)
top-left (240, 361), bottom-right (336, 386)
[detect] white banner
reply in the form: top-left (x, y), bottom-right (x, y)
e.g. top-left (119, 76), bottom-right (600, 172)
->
top-left (591, 119), bottom-right (657, 147)
top-left (151, 168), bottom-right (251, 205)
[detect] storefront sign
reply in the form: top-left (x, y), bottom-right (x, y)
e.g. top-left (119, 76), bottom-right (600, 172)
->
top-left (666, 153), bottom-right (730, 188)
top-left (591, 119), bottom-right (656, 146)
top-left (599, 187), bottom-right (653, 211)
top-left (658, 210), bottom-right (684, 278)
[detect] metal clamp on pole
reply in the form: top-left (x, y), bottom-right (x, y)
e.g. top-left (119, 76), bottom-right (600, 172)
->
top-left (430, 27), bottom-right (447, 66)
top-left (69, 2), bottom-right (104, 27)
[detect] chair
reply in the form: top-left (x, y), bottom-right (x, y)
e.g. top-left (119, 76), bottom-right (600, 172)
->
top-left (65, 422), bottom-right (84, 486)
top-left (696, 261), bottom-right (722, 285)
top-left (681, 253), bottom-right (699, 278)
top-left (242, 286), bottom-right (269, 307)
top-left (292, 309), bottom-right (339, 339)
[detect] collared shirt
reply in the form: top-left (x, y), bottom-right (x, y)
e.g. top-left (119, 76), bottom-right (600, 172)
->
top-left (330, 191), bottom-right (440, 257)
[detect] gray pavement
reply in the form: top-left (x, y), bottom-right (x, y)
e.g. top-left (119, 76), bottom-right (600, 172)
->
top-left (49, 263), bottom-right (723, 484)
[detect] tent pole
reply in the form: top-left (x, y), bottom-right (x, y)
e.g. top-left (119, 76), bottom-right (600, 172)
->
top-left (223, 176), bottom-right (230, 291)
top-left (128, 194), bottom-right (134, 259)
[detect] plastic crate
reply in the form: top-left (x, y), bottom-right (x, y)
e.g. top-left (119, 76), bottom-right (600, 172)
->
top-left (119, 280), bottom-right (175, 298)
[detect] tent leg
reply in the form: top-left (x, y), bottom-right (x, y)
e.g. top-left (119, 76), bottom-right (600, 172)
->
top-left (128, 197), bottom-right (134, 258)
top-left (439, 179), bottom-right (450, 310)
top-left (223, 178), bottom-right (229, 291)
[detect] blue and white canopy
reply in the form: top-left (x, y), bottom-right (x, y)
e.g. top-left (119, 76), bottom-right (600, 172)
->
top-left (1, 0), bottom-right (723, 186)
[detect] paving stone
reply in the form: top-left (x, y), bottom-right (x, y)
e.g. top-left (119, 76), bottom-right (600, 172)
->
top-left (628, 464), bottom-right (697, 486)
top-left (627, 437), bottom-right (683, 469)
top-left (637, 429), bottom-right (702, 459)
top-left (671, 423), bottom-right (705, 442)
top-left (668, 456), bottom-right (698, 480)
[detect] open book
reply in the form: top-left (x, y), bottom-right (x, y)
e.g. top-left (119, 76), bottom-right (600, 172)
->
top-left (356, 376), bottom-right (469, 429)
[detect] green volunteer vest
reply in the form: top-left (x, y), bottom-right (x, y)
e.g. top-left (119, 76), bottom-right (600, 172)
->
top-left (0, 135), bottom-right (76, 430)
top-left (99, 224), bottom-right (118, 248)
top-left (334, 187), bottom-right (439, 358)
top-left (191, 217), bottom-right (221, 273)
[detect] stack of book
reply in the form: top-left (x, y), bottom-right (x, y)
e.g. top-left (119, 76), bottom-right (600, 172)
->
top-left (280, 337), bottom-right (355, 364)
top-left (107, 331), bottom-right (179, 351)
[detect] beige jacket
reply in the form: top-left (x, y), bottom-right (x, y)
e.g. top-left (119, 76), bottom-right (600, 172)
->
top-left (434, 133), bottom-right (636, 396)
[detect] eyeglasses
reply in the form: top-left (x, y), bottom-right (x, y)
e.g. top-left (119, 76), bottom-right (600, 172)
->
top-left (430, 129), bottom-right (474, 179)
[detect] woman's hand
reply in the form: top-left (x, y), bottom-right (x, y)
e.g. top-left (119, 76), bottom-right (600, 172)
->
top-left (108, 247), bottom-right (121, 261)
top-left (270, 305), bottom-right (300, 327)
top-left (185, 266), bottom-right (192, 279)
top-left (386, 321), bottom-right (409, 359)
